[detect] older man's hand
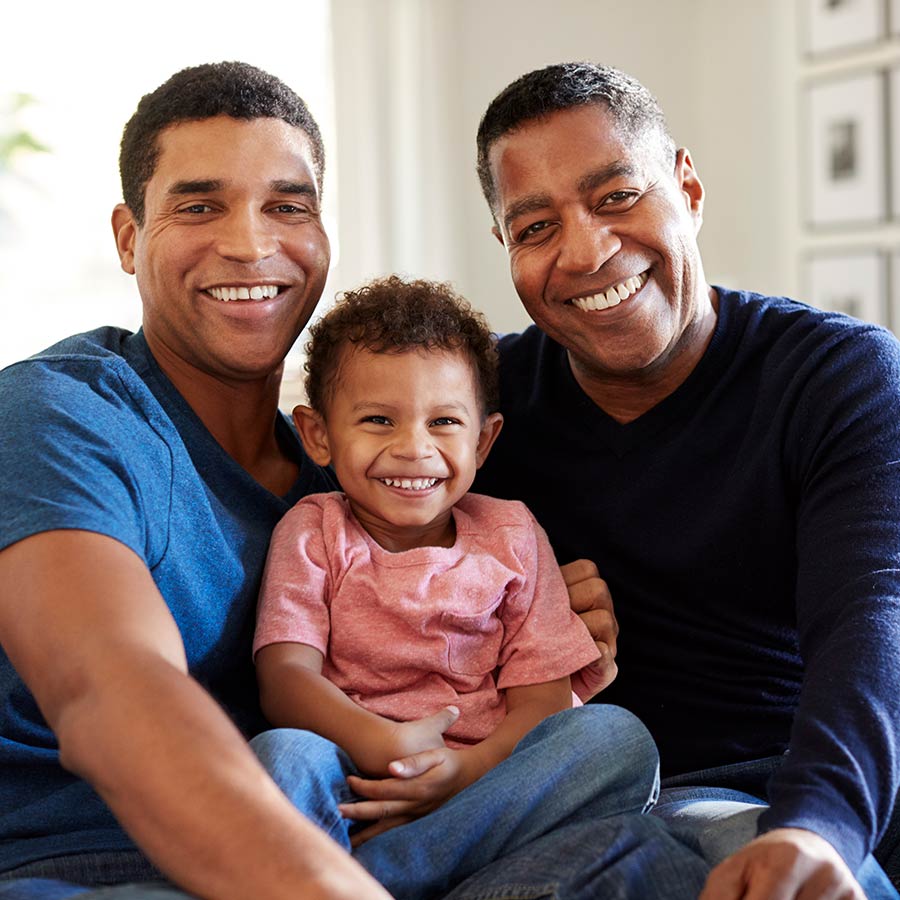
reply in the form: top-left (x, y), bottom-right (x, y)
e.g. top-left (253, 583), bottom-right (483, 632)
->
top-left (561, 559), bottom-right (618, 700)
top-left (699, 828), bottom-right (865, 900)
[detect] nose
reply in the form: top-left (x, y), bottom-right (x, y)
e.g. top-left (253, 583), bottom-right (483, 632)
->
top-left (555, 218), bottom-right (620, 275)
top-left (216, 207), bottom-right (278, 263)
top-left (390, 424), bottom-right (435, 461)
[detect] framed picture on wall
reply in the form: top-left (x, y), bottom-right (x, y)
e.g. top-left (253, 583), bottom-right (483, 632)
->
top-left (804, 249), bottom-right (887, 324)
top-left (892, 66), bottom-right (900, 218)
top-left (805, 71), bottom-right (887, 227)
top-left (803, 0), bottom-right (885, 55)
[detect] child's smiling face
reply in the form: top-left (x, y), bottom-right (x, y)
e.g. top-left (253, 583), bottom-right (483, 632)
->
top-left (295, 345), bottom-right (503, 552)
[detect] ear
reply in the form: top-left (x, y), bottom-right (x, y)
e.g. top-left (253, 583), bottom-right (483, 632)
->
top-left (674, 148), bottom-right (704, 234)
top-left (292, 405), bottom-right (332, 466)
top-left (112, 203), bottom-right (137, 275)
top-left (475, 412), bottom-right (504, 468)
top-left (491, 223), bottom-right (506, 247)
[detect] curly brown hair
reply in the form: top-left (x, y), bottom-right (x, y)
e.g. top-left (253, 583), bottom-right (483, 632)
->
top-left (305, 275), bottom-right (499, 417)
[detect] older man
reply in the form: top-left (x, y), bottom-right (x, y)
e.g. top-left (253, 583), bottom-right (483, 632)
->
top-left (472, 62), bottom-right (900, 900)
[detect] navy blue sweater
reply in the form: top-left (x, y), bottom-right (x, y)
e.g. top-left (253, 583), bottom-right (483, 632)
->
top-left (474, 288), bottom-right (900, 871)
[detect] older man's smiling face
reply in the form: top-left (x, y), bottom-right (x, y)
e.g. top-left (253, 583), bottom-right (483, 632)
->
top-left (489, 103), bottom-right (713, 395)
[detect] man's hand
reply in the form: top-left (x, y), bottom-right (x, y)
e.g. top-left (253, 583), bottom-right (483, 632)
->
top-left (340, 745), bottom-right (485, 845)
top-left (561, 559), bottom-right (618, 700)
top-left (700, 828), bottom-right (865, 900)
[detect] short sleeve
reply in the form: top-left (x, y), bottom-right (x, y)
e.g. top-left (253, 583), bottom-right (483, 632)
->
top-left (253, 496), bottom-right (333, 657)
top-left (0, 356), bottom-right (174, 565)
top-left (496, 507), bottom-right (599, 689)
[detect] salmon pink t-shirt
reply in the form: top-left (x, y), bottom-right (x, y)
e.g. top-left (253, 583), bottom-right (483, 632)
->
top-left (254, 492), bottom-right (599, 746)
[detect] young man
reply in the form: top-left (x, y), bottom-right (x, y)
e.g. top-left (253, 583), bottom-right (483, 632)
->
top-left (0, 61), bottom-right (388, 900)
top-left (472, 61), bottom-right (900, 900)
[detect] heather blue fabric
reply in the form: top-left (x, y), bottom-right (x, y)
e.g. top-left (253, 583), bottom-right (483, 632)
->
top-left (0, 327), bottom-right (334, 874)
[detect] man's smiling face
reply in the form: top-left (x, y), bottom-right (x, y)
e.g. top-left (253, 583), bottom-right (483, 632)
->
top-left (488, 102), bottom-right (711, 390)
top-left (114, 115), bottom-right (330, 385)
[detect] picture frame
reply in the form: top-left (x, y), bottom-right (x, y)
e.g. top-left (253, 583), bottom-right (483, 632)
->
top-left (892, 65), bottom-right (900, 218)
top-left (804, 249), bottom-right (888, 325)
top-left (803, 0), bottom-right (886, 55)
top-left (805, 71), bottom-right (887, 228)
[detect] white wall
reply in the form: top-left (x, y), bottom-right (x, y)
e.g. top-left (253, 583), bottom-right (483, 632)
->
top-left (331, 0), bottom-right (803, 335)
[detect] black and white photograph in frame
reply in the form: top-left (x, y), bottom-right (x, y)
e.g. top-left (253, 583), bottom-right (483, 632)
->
top-left (803, 0), bottom-right (885, 55)
top-left (806, 71), bottom-right (887, 227)
top-left (804, 249), bottom-right (888, 324)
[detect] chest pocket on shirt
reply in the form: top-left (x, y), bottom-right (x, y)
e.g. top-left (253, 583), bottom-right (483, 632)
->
top-left (441, 605), bottom-right (503, 677)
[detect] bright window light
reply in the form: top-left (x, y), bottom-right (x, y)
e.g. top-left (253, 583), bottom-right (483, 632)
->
top-left (0, 1), bottom-right (335, 369)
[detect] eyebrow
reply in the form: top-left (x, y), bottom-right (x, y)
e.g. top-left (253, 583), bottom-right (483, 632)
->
top-left (168, 179), bottom-right (224, 196)
top-left (502, 160), bottom-right (639, 232)
top-left (166, 179), bottom-right (318, 197)
top-left (350, 400), bottom-right (470, 413)
top-left (270, 180), bottom-right (318, 197)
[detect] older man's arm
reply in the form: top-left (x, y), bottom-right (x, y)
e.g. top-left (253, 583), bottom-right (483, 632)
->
top-left (0, 529), bottom-right (390, 900)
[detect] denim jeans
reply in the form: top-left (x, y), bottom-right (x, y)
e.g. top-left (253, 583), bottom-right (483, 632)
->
top-left (652, 757), bottom-right (900, 900)
top-left (0, 853), bottom-right (186, 899)
top-left (251, 704), bottom-right (686, 899)
top-left (0, 706), bottom-right (704, 900)
top-left (442, 814), bottom-right (709, 900)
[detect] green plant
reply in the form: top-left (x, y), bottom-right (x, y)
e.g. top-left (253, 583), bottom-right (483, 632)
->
top-left (0, 93), bottom-right (50, 176)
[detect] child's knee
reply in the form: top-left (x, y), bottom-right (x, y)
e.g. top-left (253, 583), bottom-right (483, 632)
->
top-left (249, 727), bottom-right (340, 770)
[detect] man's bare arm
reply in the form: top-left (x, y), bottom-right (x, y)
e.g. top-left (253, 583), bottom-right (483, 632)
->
top-left (0, 530), bottom-right (389, 900)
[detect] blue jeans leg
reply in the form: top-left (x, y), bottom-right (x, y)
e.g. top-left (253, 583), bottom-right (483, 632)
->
top-left (355, 705), bottom-right (661, 899)
top-left (653, 785), bottom-right (900, 900)
top-left (444, 814), bottom-right (709, 900)
top-left (249, 727), bottom-right (357, 851)
top-left (0, 852), bottom-right (189, 899)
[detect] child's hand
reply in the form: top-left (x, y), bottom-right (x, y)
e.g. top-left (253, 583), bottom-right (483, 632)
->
top-left (339, 744), bottom-right (488, 844)
top-left (384, 705), bottom-right (459, 761)
top-left (354, 705), bottom-right (459, 775)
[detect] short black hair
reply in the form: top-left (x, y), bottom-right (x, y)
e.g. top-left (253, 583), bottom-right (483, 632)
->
top-left (119, 61), bottom-right (325, 225)
top-left (476, 62), bottom-right (675, 214)
top-left (305, 275), bottom-right (499, 417)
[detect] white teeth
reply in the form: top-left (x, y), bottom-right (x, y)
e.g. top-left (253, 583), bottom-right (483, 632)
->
top-left (571, 271), bottom-right (648, 312)
top-left (209, 285), bottom-right (279, 302)
top-left (380, 477), bottom-right (439, 491)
